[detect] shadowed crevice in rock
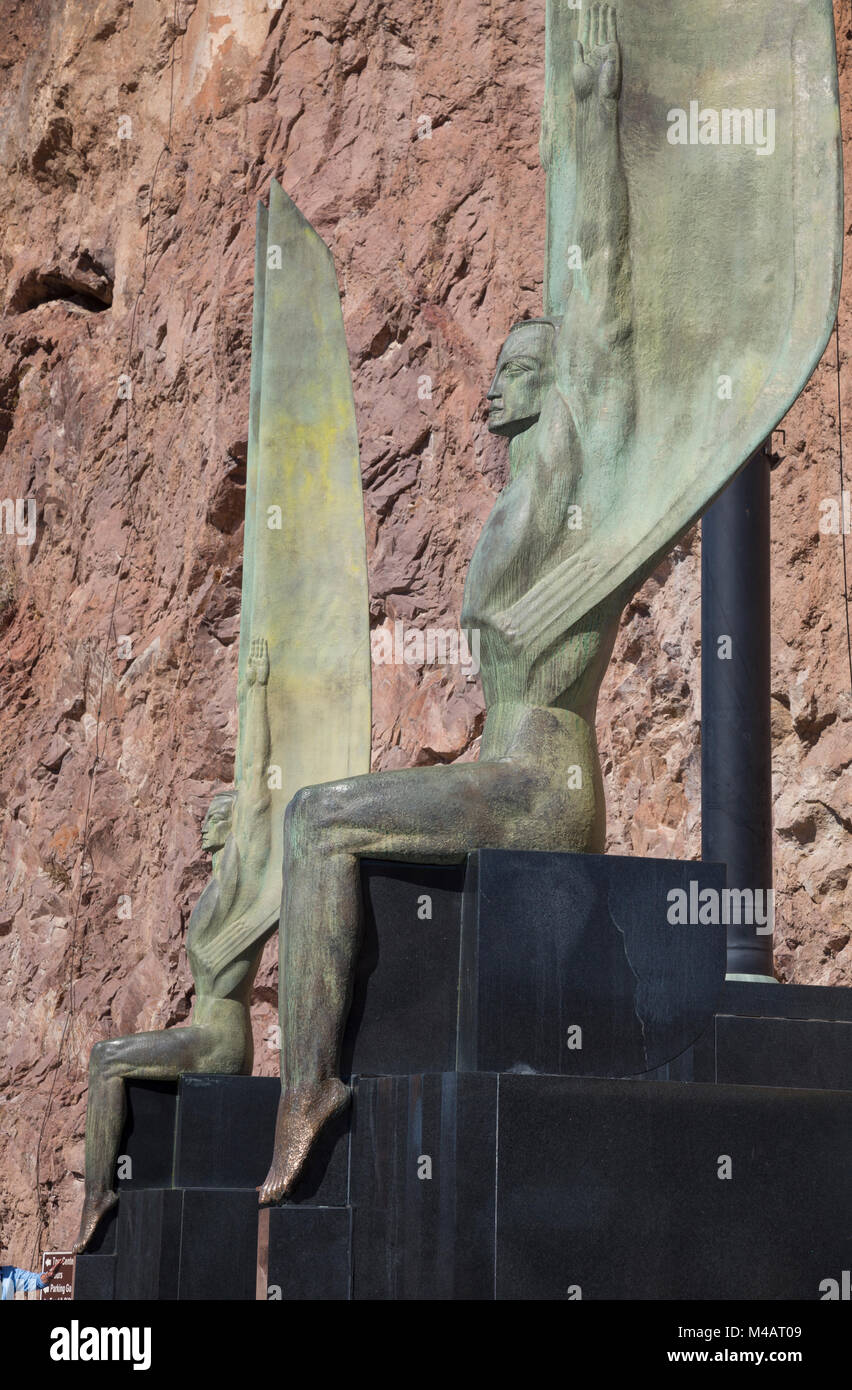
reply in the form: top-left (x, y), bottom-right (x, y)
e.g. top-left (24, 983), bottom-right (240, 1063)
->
top-left (7, 269), bottom-right (113, 315)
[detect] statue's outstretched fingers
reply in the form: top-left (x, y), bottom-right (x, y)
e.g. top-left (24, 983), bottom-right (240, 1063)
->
top-left (580, 5), bottom-right (591, 51)
top-left (607, 7), bottom-right (617, 45)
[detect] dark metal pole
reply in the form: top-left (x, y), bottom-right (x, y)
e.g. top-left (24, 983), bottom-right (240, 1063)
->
top-left (701, 443), bottom-right (775, 980)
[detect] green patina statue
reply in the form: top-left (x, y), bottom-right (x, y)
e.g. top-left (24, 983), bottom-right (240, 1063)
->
top-left (75, 0), bottom-right (841, 1237)
top-left (258, 0), bottom-right (842, 1201)
top-left (259, 1), bottom-right (637, 1202)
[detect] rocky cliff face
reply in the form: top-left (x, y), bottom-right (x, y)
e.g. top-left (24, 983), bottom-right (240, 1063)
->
top-left (0, 0), bottom-right (849, 1256)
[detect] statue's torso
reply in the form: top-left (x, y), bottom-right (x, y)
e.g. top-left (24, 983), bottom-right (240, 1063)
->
top-left (186, 839), bottom-right (265, 1002)
top-left (461, 407), bottom-right (624, 720)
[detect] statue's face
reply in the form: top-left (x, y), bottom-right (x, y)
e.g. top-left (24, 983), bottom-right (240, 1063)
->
top-left (487, 322), bottom-right (556, 437)
top-left (201, 796), bottom-right (234, 853)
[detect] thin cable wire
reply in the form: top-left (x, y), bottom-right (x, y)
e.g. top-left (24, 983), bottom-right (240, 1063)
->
top-left (834, 319), bottom-right (852, 694)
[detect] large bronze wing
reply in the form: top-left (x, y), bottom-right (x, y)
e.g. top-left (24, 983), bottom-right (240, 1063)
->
top-left (533, 0), bottom-right (842, 637)
top-left (202, 180), bottom-right (372, 974)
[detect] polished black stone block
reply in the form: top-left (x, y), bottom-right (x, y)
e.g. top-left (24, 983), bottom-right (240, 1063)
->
top-left (114, 1189), bottom-right (182, 1300)
top-left (74, 1254), bottom-right (117, 1301)
top-left (174, 1075), bottom-right (278, 1189)
top-left (712, 1015), bottom-right (852, 1090)
top-left (495, 1074), bottom-right (852, 1300)
top-left (459, 850), bottom-right (727, 1077)
top-left (118, 1080), bottom-right (178, 1189)
top-left (342, 861), bottom-right (466, 1078)
top-left (174, 1074), bottom-right (350, 1205)
top-left (679, 981), bottom-right (852, 1088)
top-left (267, 1207), bottom-right (352, 1301)
top-left (177, 1190), bottom-right (259, 1301)
top-left (70, 849), bottom-right (852, 1304)
top-left (720, 979), bottom-right (852, 1021)
top-left (350, 1072), bottom-right (497, 1300)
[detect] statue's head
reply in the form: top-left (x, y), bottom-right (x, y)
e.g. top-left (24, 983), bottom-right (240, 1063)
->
top-left (487, 317), bottom-right (561, 437)
top-left (200, 790), bottom-right (237, 854)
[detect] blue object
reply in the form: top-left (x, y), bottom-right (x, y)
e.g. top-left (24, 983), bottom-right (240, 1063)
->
top-left (1, 1267), bottom-right (44, 1300)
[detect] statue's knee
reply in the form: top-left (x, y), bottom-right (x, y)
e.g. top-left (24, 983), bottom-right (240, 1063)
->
top-left (90, 1037), bottom-right (127, 1079)
top-left (284, 785), bottom-right (313, 837)
top-left (89, 1039), bottom-right (111, 1076)
top-left (285, 782), bottom-right (347, 842)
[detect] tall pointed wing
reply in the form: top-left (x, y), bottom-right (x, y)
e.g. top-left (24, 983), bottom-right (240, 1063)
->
top-left (203, 181), bottom-right (372, 972)
top-left (254, 178), bottom-right (371, 795)
top-left (253, 177), bottom-right (371, 794)
top-left (538, 0), bottom-right (842, 634)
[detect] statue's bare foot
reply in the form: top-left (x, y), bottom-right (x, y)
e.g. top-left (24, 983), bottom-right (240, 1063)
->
top-left (71, 1190), bottom-right (119, 1254)
top-left (258, 1078), bottom-right (350, 1205)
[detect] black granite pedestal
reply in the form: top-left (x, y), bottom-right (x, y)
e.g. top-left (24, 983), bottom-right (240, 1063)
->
top-left (350, 850), bottom-right (728, 1078)
top-left (350, 1073), bottom-right (498, 1300)
top-left (266, 1207), bottom-right (352, 1301)
top-left (72, 849), bottom-right (852, 1302)
top-left (74, 1070), bottom-right (351, 1302)
top-left (73, 1253), bottom-right (116, 1301)
top-left (351, 1071), bottom-right (852, 1300)
top-left (114, 1189), bottom-right (182, 1299)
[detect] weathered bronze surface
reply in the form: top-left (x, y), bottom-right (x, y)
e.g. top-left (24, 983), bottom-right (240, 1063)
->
top-left (258, 1), bottom-right (842, 1203)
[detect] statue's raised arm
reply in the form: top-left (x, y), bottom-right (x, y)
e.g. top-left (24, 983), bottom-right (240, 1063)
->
top-left (551, 5), bottom-right (636, 514)
top-left (569, 7), bottom-right (630, 339)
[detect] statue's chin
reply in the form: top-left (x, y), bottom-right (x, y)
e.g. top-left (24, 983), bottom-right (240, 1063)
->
top-left (488, 413), bottom-right (538, 439)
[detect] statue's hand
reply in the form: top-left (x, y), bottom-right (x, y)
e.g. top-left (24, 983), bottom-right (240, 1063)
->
top-left (573, 4), bottom-right (621, 105)
top-left (247, 635), bottom-right (270, 687)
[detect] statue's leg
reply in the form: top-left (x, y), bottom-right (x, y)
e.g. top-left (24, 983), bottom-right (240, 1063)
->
top-left (73, 999), bottom-right (249, 1253)
top-left (260, 752), bottom-right (568, 1203)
